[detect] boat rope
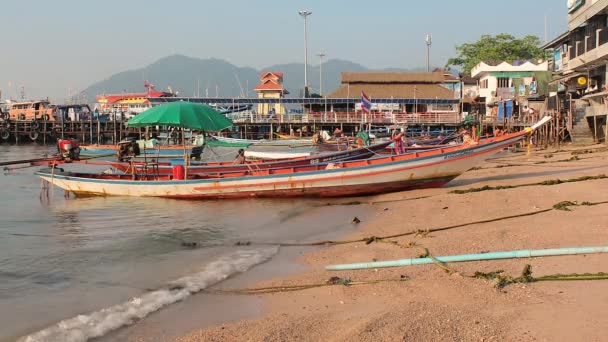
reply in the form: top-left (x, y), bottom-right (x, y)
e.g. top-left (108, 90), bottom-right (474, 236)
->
top-left (170, 200), bottom-right (608, 250)
top-left (205, 276), bottom-right (408, 295)
top-left (450, 174), bottom-right (608, 194)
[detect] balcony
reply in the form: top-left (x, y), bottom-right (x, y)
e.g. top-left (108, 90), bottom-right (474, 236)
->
top-left (569, 28), bottom-right (608, 70)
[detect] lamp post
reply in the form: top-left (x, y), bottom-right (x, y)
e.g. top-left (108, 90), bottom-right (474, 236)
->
top-left (317, 51), bottom-right (326, 96)
top-left (299, 10), bottom-right (312, 97)
top-left (425, 33), bottom-right (432, 72)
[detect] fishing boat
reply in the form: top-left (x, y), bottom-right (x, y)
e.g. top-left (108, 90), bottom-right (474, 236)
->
top-left (406, 133), bottom-right (461, 146)
top-left (243, 150), bottom-right (312, 159)
top-left (35, 117), bottom-right (551, 199)
top-left (79, 135), bottom-right (252, 157)
top-left (83, 140), bottom-right (393, 175)
top-left (211, 135), bottom-right (313, 147)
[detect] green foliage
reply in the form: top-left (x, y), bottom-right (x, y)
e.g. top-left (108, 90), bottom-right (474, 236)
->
top-left (446, 34), bottom-right (547, 74)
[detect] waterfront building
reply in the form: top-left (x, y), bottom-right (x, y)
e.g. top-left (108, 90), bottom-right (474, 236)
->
top-left (326, 72), bottom-right (458, 114)
top-left (95, 82), bottom-right (173, 118)
top-left (542, 0), bottom-right (608, 143)
top-left (471, 60), bottom-right (549, 119)
top-left (253, 72), bottom-right (289, 115)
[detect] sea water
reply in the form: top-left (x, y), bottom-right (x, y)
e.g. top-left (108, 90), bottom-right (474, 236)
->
top-left (0, 145), bottom-right (366, 342)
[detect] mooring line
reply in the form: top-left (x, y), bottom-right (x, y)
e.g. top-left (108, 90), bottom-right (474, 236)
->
top-left (450, 174), bottom-right (608, 194)
top-left (211, 200), bottom-right (608, 249)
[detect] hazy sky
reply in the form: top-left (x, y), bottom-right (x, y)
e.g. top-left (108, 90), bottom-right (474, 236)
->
top-left (1, 0), bottom-right (566, 100)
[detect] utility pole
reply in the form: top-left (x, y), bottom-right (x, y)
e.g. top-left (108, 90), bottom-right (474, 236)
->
top-left (299, 10), bottom-right (312, 97)
top-left (425, 34), bottom-right (432, 72)
top-left (317, 51), bottom-right (326, 96)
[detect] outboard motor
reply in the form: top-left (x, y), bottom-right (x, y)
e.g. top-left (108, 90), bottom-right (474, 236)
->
top-left (56, 139), bottom-right (81, 162)
top-left (117, 138), bottom-right (140, 162)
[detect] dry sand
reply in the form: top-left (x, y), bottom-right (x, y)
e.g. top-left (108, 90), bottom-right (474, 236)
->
top-left (175, 145), bottom-right (608, 342)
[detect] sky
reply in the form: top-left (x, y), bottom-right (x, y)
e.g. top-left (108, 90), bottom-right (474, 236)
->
top-left (0, 0), bottom-right (567, 101)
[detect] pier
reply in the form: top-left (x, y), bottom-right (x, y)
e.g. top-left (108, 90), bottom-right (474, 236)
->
top-left (0, 111), bottom-right (567, 147)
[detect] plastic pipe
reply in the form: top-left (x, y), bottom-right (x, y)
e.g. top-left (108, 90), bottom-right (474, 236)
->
top-left (325, 246), bottom-right (608, 271)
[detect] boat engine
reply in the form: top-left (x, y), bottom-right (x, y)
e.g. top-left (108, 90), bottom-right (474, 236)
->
top-left (117, 138), bottom-right (140, 162)
top-left (56, 139), bottom-right (81, 162)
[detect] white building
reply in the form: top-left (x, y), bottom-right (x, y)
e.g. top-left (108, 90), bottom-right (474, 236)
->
top-left (471, 61), bottom-right (549, 115)
top-left (542, 0), bottom-right (608, 144)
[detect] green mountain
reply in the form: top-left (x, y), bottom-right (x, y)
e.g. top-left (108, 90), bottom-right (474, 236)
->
top-left (83, 54), bottom-right (413, 102)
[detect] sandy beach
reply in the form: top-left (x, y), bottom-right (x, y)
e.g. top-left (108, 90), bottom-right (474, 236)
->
top-left (166, 145), bottom-right (608, 341)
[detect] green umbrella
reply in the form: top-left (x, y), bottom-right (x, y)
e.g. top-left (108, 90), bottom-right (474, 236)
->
top-left (126, 101), bottom-right (233, 131)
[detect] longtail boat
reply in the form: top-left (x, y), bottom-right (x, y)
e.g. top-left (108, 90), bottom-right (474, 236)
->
top-left (211, 135), bottom-right (313, 147)
top-left (83, 141), bottom-right (393, 175)
top-left (36, 117), bottom-right (550, 199)
top-left (79, 137), bottom-right (251, 157)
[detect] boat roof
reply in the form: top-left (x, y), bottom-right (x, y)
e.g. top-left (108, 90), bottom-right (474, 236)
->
top-left (8, 100), bottom-right (50, 105)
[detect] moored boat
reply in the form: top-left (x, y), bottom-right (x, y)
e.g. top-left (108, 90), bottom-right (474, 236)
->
top-left (211, 135), bottom-right (313, 147)
top-left (36, 117), bottom-right (551, 199)
top-left (83, 140), bottom-right (393, 174)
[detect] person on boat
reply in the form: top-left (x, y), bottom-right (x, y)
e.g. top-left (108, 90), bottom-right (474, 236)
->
top-left (312, 131), bottom-right (324, 144)
top-left (333, 127), bottom-right (343, 138)
top-left (462, 130), bottom-right (478, 145)
top-left (392, 129), bottom-right (406, 154)
top-left (232, 149), bottom-right (246, 165)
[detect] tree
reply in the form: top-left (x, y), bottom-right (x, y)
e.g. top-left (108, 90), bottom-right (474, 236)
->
top-left (446, 34), bottom-right (547, 75)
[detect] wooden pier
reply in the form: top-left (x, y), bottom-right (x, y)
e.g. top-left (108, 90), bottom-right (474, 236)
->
top-left (0, 111), bottom-right (577, 148)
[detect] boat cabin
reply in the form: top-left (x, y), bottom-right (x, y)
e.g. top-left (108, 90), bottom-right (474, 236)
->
top-left (7, 100), bottom-right (56, 121)
top-left (54, 104), bottom-right (92, 121)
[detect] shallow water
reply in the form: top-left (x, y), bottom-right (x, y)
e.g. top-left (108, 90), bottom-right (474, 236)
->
top-left (0, 144), bottom-right (366, 341)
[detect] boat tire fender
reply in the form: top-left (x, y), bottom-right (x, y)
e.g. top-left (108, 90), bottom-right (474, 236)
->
top-left (29, 129), bottom-right (40, 141)
top-left (0, 129), bottom-right (9, 140)
top-left (42, 114), bottom-right (50, 121)
top-left (31, 120), bottom-right (40, 130)
top-left (1, 120), bottom-right (9, 130)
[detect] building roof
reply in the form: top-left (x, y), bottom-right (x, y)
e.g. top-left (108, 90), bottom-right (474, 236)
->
top-left (471, 61), bottom-right (549, 78)
top-left (253, 79), bottom-right (289, 94)
top-left (460, 74), bottom-right (477, 84)
top-left (541, 31), bottom-right (571, 50)
top-left (253, 83), bottom-right (285, 91)
top-left (327, 83), bottom-right (455, 99)
top-left (96, 90), bottom-right (171, 104)
top-left (260, 71), bottom-right (284, 79)
top-left (340, 72), bottom-right (445, 84)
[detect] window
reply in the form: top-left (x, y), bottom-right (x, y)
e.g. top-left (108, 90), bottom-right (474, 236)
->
top-left (480, 79), bottom-right (488, 89)
top-left (497, 77), bottom-right (510, 88)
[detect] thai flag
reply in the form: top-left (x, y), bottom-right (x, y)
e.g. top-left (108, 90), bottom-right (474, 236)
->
top-left (361, 91), bottom-right (372, 114)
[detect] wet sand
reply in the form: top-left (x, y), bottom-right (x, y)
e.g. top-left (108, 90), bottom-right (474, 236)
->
top-left (173, 145), bottom-right (607, 341)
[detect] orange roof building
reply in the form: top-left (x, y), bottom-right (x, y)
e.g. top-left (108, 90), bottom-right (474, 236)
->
top-left (253, 72), bottom-right (289, 115)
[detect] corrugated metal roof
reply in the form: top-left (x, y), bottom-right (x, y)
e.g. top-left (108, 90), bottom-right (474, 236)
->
top-left (340, 72), bottom-right (445, 84)
top-left (327, 83), bottom-right (455, 99)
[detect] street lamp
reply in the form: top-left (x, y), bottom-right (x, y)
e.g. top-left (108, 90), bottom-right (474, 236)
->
top-left (299, 10), bottom-right (312, 97)
top-left (317, 51), bottom-right (326, 96)
top-left (425, 33), bottom-right (432, 72)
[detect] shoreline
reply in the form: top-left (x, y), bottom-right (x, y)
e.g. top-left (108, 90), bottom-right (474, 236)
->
top-left (174, 145), bottom-right (608, 341)
top-left (96, 199), bottom-right (380, 342)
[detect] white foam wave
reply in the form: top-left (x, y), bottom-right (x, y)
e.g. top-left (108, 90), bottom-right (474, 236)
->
top-left (18, 247), bottom-right (278, 342)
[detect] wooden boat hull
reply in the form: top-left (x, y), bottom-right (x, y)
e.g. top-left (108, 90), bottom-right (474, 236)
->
top-left (79, 144), bottom-right (190, 157)
top-left (212, 136), bottom-right (313, 147)
top-left (38, 133), bottom-right (525, 199)
top-left (101, 141), bottom-right (392, 174)
top-left (244, 150), bottom-right (311, 159)
top-left (38, 116), bottom-right (552, 199)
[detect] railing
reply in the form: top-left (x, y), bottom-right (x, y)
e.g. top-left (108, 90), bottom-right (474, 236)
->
top-left (227, 112), bottom-right (462, 125)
